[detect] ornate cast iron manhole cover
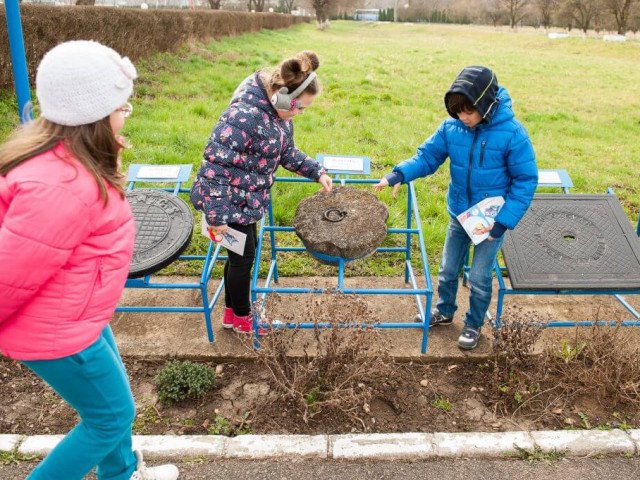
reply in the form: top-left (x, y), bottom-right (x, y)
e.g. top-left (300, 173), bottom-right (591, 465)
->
top-left (502, 194), bottom-right (640, 290)
top-left (293, 186), bottom-right (389, 264)
top-left (126, 189), bottom-right (193, 278)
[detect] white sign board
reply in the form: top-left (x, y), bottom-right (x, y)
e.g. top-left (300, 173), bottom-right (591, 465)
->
top-left (322, 156), bottom-right (365, 172)
top-left (137, 165), bottom-right (181, 179)
top-left (538, 171), bottom-right (562, 185)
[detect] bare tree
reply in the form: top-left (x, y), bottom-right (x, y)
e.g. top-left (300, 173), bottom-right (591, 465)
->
top-left (249, 0), bottom-right (266, 11)
top-left (501, 0), bottom-right (529, 28)
top-left (485, 0), bottom-right (507, 26)
top-left (279, 0), bottom-right (296, 13)
top-left (312, 0), bottom-right (334, 25)
top-left (557, 0), bottom-right (575, 29)
top-left (535, 0), bottom-right (558, 28)
top-left (566, 0), bottom-right (601, 33)
top-left (75, 0), bottom-right (96, 4)
top-left (606, 0), bottom-right (638, 33)
top-left (208, 0), bottom-right (222, 8)
top-left (630, 4), bottom-right (640, 32)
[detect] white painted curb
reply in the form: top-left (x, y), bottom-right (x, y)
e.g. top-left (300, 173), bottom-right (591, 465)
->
top-left (431, 432), bottom-right (535, 458)
top-left (331, 433), bottom-right (434, 459)
top-left (3, 430), bottom-right (638, 460)
top-left (0, 435), bottom-right (22, 452)
top-left (531, 429), bottom-right (636, 457)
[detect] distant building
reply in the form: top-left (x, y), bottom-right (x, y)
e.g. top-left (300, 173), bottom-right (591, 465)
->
top-left (354, 9), bottom-right (379, 22)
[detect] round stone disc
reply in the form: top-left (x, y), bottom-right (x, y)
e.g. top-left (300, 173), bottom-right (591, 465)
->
top-left (126, 189), bottom-right (194, 278)
top-left (293, 186), bottom-right (389, 264)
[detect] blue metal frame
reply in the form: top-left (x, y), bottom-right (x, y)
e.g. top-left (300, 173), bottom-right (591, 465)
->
top-left (237, 176), bottom-right (434, 353)
top-left (115, 164), bottom-right (224, 343)
top-left (5, 0), bottom-right (33, 122)
top-left (492, 190), bottom-right (640, 329)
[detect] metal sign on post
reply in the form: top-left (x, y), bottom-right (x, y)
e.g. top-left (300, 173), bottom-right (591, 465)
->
top-left (4, 0), bottom-right (33, 122)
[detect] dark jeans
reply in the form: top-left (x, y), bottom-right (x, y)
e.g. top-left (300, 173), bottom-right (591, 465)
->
top-left (223, 222), bottom-right (257, 316)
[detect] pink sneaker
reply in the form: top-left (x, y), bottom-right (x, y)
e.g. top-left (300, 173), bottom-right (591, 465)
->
top-left (233, 314), bottom-right (268, 336)
top-left (222, 307), bottom-right (234, 329)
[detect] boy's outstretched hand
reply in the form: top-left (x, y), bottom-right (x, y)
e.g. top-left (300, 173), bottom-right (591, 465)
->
top-left (319, 174), bottom-right (333, 193)
top-left (373, 177), bottom-right (401, 198)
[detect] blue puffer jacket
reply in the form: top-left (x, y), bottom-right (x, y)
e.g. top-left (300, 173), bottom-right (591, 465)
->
top-left (393, 86), bottom-right (537, 231)
top-left (190, 73), bottom-right (324, 226)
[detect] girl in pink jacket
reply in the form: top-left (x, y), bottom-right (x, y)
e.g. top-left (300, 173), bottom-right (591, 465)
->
top-left (0, 41), bottom-right (177, 480)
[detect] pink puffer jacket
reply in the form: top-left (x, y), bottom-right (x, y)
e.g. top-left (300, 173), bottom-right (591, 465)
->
top-left (0, 143), bottom-right (135, 360)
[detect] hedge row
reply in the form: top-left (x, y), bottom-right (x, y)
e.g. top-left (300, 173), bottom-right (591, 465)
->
top-left (0, 6), bottom-right (309, 88)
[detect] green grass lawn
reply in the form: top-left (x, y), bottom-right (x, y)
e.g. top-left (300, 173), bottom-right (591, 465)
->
top-left (2, 21), bottom-right (639, 277)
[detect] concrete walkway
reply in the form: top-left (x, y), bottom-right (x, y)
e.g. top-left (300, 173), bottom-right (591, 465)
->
top-left (2, 457), bottom-right (640, 480)
top-left (112, 276), bottom-right (640, 361)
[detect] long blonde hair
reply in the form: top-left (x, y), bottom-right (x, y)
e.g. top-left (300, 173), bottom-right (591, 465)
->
top-left (0, 117), bottom-right (124, 205)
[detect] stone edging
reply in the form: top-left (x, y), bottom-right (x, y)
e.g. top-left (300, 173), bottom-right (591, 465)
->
top-left (1, 430), bottom-right (638, 460)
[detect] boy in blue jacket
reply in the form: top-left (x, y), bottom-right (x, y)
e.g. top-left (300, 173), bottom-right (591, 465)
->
top-left (375, 66), bottom-right (538, 350)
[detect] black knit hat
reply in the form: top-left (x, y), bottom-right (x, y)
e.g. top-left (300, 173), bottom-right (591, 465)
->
top-left (444, 66), bottom-right (499, 121)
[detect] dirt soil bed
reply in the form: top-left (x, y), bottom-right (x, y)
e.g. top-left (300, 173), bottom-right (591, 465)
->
top-left (2, 357), bottom-right (638, 437)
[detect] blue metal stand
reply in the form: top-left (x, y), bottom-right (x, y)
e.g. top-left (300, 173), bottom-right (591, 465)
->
top-left (115, 164), bottom-right (225, 343)
top-left (245, 177), bottom-right (434, 353)
top-left (4, 0), bottom-right (33, 122)
top-left (493, 190), bottom-right (640, 329)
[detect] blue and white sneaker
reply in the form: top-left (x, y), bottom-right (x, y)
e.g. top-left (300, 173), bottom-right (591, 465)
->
top-left (458, 326), bottom-right (481, 350)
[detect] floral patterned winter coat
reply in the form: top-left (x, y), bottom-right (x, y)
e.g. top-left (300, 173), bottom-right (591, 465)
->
top-left (190, 73), bottom-right (325, 226)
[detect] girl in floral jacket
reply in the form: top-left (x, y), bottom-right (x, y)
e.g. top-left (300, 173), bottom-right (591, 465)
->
top-left (190, 50), bottom-right (332, 334)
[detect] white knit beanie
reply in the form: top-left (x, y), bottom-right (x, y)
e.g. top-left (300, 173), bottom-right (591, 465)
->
top-left (36, 40), bottom-right (138, 127)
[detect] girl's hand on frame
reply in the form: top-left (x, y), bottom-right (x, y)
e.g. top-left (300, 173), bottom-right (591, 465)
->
top-left (208, 224), bottom-right (229, 243)
top-left (373, 178), bottom-right (401, 198)
top-left (319, 174), bottom-right (333, 193)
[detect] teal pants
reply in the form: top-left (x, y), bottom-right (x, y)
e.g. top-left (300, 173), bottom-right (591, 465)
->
top-left (23, 326), bottom-right (137, 480)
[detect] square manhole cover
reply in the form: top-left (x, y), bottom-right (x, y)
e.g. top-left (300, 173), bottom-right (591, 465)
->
top-left (502, 194), bottom-right (640, 290)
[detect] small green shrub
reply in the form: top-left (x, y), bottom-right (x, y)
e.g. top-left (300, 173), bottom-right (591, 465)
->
top-left (155, 360), bottom-right (215, 404)
top-left (431, 395), bottom-right (453, 412)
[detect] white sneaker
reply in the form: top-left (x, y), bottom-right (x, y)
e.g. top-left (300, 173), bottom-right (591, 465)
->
top-left (130, 450), bottom-right (179, 480)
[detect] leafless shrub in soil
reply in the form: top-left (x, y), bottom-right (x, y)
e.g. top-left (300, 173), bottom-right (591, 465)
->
top-left (247, 291), bottom-right (394, 428)
top-left (489, 306), bottom-right (640, 424)
top-left (543, 323), bottom-right (640, 409)
top-left (490, 307), bottom-right (548, 415)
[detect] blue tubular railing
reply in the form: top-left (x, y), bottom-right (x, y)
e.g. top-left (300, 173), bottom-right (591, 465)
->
top-left (117, 166), bottom-right (224, 343)
top-left (249, 175), bottom-right (434, 353)
top-left (493, 190), bottom-right (640, 330)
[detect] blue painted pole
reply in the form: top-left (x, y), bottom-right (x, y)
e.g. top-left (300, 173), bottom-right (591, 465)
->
top-left (5, 0), bottom-right (33, 122)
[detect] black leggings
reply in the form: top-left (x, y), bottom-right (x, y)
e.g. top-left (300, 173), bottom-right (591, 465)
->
top-left (223, 222), bottom-right (257, 316)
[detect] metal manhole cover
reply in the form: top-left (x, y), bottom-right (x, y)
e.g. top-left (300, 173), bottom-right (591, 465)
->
top-left (502, 194), bottom-right (640, 289)
top-left (126, 189), bottom-right (193, 278)
top-left (292, 186), bottom-right (389, 264)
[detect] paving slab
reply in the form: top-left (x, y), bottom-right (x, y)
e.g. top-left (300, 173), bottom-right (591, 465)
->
top-left (113, 276), bottom-right (640, 361)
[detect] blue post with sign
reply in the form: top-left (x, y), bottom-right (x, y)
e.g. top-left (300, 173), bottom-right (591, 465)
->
top-left (4, 0), bottom-right (33, 122)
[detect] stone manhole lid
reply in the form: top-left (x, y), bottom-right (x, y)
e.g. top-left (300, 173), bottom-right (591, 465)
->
top-left (126, 189), bottom-right (193, 278)
top-left (502, 194), bottom-right (640, 290)
top-left (293, 186), bottom-right (389, 264)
